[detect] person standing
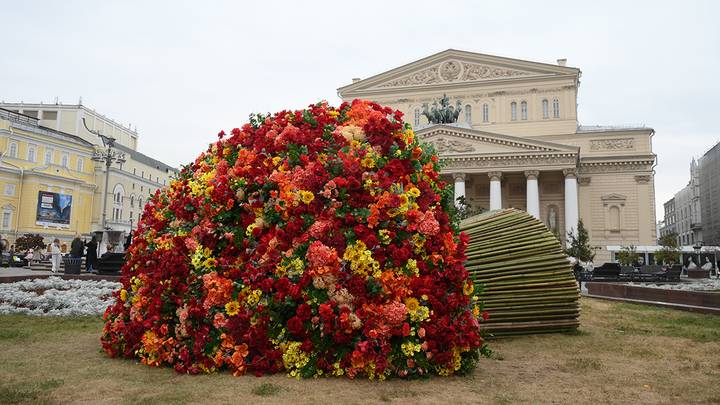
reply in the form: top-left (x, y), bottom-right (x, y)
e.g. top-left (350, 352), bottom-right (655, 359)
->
top-left (85, 236), bottom-right (98, 273)
top-left (50, 239), bottom-right (61, 273)
top-left (70, 237), bottom-right (83, 258)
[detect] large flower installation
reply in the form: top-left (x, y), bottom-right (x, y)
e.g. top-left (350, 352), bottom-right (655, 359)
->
top-left (101, 100), bottom-right (488, 379)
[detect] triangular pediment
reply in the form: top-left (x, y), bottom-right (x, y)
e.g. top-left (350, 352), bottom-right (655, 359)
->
top-left (339, 49), bottom-right (580, 95)
top-left (601, 193), bottom-right (627, 201)
top-left (417, 124), bottom-right (579, 156)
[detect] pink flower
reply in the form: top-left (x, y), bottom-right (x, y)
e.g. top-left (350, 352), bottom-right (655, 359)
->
top-left (416, 211), bottom-right (439, 236)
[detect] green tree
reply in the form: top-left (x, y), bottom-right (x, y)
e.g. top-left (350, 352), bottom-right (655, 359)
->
top-left (565, 220), bottom-right (596, 262)
top-left (14, 234), bottom-right (46, 252)
top-left (616, 245), bottom-right (640, 266)
top-left (655, 232), bottom-right (680, 265)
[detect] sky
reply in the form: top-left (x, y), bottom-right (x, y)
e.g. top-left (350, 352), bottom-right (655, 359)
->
top-left (2, 0), bottom-right (719, 218)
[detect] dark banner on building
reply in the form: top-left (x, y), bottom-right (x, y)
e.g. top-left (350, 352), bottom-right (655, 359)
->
top-left (36, 191), bottom-right (72, 228)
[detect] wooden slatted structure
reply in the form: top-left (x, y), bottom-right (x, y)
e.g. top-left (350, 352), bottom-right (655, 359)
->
top-left (460, 209), bottom-right (580, 336)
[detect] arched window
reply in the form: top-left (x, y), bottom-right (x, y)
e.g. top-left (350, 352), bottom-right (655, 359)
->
top-left (27, 146), bottom-right (36, 162)
top-left (45, 149), bottom-right (53, 164)
top-left (521, 101), bottom-right (528, 120)
top-left (138, 198), bottom-right (143, 209)
top-left (130, 195), bottom-right (135, 207)
top-left (510, 102), bottom-right (517, 121)
top-left (542, 99), bottom-right (549, 119)
top-left (609, 206), bottom-right (620, 230)
top-left (112, 184), bottom-right (125, 222)
top-left (8, 142), bottom-right (17, 158)
top-left (552, 98), bottom-right (560, 118)
top-left (414, 108), bottom-right (420, 127)
top-left (61, 154), bottom-right (69, 167)
top-left (76, 158), bottom-right (84, 172)
top-left (482, 103), bottom-right (489, 122)
top-left (465, 105), bottom-right (472, 124)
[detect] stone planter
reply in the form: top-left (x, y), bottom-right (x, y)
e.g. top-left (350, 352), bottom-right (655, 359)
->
top-left (688, 269), bottom-right (710, 279)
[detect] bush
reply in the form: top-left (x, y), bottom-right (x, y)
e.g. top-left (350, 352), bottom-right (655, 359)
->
top-left (14, 234), bottom-right (46, 252)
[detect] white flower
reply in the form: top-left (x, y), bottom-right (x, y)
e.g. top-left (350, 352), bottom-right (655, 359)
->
top-left (0, 276), bottom-right (121, 316)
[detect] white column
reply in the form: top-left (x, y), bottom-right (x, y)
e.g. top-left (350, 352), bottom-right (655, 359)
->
top-left (453, 173), bottom-right (466, 208)
top-left (525, 170), bottom-right (540, 219)
top-left (488, 171), bottom-right (502, 211)
top-left (564, 168), bottom-right (579, 246)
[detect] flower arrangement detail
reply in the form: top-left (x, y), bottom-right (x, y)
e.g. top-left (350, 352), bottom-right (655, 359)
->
top-left (101, 100), bottom-right (488, 379)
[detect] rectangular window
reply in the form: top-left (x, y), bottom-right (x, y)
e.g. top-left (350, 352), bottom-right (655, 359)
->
top-left (23, 110), bottom-right (38, 118)
top-left (45, 149), bottom-right (53, 164)
top-left (2, 211), bottom-right (10, 229)
top-left (43, 111), bottom-right (58, 120)
top-left (61, 153), bottom-right (69, 167)
top-left (77, 158), bottom-right (84, 172)
top-left (4, 184), bottom-right (16, 196)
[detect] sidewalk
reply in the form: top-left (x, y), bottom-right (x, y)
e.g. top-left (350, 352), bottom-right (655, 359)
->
top-left (0, 266), bottom-right (120, 283)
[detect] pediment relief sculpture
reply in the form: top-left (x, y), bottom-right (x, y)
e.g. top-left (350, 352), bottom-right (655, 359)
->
top-left (379, 60), bottom-right (535, 88)
top-left (427, 137), bottom-right (475, 153)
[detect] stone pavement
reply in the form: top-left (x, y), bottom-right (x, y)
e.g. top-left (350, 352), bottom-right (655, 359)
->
top-left (0, 266), bottom-right (120, 283)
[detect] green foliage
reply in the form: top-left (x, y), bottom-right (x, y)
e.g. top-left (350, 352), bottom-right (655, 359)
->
top-left (454, 196), bottom-right (485, 221)
top-left (565, 220), bottom-right (596, 262)
top-left (14, 234), bottom-right (46, 252)
top-left (656, 232), bottom-right (681, 265)
top-left (616, 245), bottom-right (640, 266)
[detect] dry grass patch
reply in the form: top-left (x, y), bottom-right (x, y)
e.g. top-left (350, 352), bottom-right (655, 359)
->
top-left (1, 298), bottom-right (720, 404)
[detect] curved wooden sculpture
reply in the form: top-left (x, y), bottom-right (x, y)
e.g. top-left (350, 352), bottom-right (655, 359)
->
top-left (460, 209), bottom-right (580, 336)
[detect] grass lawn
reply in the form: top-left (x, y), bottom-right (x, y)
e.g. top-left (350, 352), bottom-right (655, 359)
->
top-left (1, 298), bottom-right (719, 405)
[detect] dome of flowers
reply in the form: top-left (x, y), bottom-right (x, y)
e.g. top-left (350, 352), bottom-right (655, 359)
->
top-left (101, 100), bottom-right (488, 379)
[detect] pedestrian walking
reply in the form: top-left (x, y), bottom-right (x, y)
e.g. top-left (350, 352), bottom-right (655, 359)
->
top-left (50, 239), bottom-right (61, 273)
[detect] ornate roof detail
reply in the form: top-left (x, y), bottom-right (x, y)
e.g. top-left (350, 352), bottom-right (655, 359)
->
top-left (378, 60), bottom-right (535, 88)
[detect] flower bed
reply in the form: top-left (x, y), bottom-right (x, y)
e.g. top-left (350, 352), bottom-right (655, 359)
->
top-left (0, 276), bottom-right (120, 316)
top-left (101, 100), bottom-right (489, 379)
top-left (627, 278), bottom-right (720, 292)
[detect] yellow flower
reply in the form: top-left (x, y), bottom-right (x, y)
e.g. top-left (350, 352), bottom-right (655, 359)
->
top-left (225, 300), bottom-right (240, 316)
top-left (406, 259), bottom-right (419, 276)
top-left (378, 229), bottom-right (391, 245)
top-left (328, 110), bottom-right (340, 118)
top-left (406, 186), bottom-right (420, 198)
top-left (246, 223), bottom-right (258, 237)
top-left (298, 190), bottom-right (314, 205)
top-left (119, 289), bottom-right (128, 302)
top-left (244, 289), bottom-right (262, 307)
top-left (463, 280), bottom-right (475, 296)
top-left (404, 297), bottom-right (420, 313)
top-left (272, 156), bottom-right (282, 166)
top-left (361, 154), bottom-right (376, 169)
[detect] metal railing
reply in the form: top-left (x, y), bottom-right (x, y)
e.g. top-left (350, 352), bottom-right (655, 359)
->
top-left (0, 108), bottom-right (39, 126)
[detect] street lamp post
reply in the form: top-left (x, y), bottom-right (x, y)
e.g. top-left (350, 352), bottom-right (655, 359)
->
top-left (83, 119), bottom-right (126, 230)
top-left (692, 241), bottom-right (703, 270)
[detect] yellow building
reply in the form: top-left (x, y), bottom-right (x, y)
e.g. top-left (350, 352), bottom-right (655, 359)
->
top-left (0, 108), bottom-right (96, 244)
top-left (0, 103), bottom-right (179, 246)
top-left (0, 102), bottom-right (178, 234)
top-left (339, 49), bottom-right (657, 264)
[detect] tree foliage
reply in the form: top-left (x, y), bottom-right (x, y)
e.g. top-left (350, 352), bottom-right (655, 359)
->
top-left (616, 245), bottom-right (640, 266)
top-left (655, 232), bottom-right (681, 265)
top-left (564, 220), bottom-right (596, 262)
top-left (14, 234), bottom-right (46, 252)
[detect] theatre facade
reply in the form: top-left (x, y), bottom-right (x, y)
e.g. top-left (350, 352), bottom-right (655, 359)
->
top-left (338, 49), bottom-right (657, 264)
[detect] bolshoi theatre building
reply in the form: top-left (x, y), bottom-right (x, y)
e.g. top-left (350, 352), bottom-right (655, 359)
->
top-left (338, 49), bottom-right (657, 264)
